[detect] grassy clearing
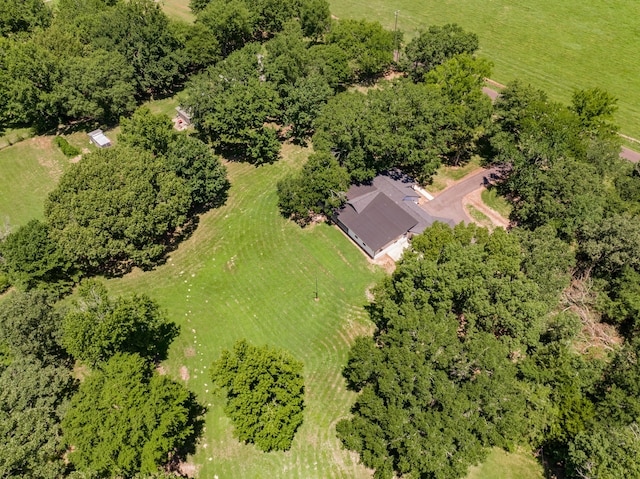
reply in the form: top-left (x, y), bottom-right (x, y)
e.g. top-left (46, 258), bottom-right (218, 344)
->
top-left (481, 187), bottom-right (512, 219)
top-left (105, 144), bottom-right (382, 478)
top-left (428, 156), bottom-right (481, 192)
top-left (144, 96), bottom-right (182, 119)
top-left (0, 136), bottom-right (71, 229)
top-left (0, 127), bottom-right (34, 150)
top-left (329, 0), bottom-right (640, 141)
top-left (466, 448), bottom-right (544, 479)
top-left (158, 0), bottom-right (195, 23)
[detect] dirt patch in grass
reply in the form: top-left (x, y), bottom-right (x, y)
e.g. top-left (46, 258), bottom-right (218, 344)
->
top-left (180, 365), bottom-right (190, 381)
top-left (178, 461), bottom-right (199, 477)
top-left (184, 347), bottom-right (196, 357)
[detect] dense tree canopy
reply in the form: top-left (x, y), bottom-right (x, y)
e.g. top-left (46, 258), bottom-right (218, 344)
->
top-left (62, 281), bottom-right (179, 366)
top-left (404, 24), bottom-right (479, 82)
top-left (0, 289), bottom-right (65, 363)
top-left (0, 356), bottom-right (76, 479)
top-left (63, 353), bottom-right (203, 477)
top-left (337, 225), bottom-right (553, 478)
top-left (210, 340), bottom-right (305, 452)
top-left (0, 219), bottom-right (70, 289)
top-left (45, 145), bottom-right (192, 273)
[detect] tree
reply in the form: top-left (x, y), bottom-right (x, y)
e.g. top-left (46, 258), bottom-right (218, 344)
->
top-left (263, 20), bottom-right (309, 90)
top-left (86, 0), bottom-right (186, 95)
top-left (0, 289), bottom-right (66, 362)
top-left (567, 423), bottom-right (640, 479)
top-left (118, 107), bottom-right (177, 156)
top-left (425, 54), bottom-right (493, 165)
top-left (0, 0), bottom-right (51, 37)
top-left (53, 50), bottom-right (137, 123)
top-left (165, 134), bottom-right (230, 209)
top-left (210, 340), bottom-right (305, 452)
top-left (405, 23), bottom-right (479, 82)
top-left (63, 353), bottom-right (204, 477)
top-left (338, 307), bottom-right (527, 479)
top-left (197, 0), bottom-right (255, 56)
top-left (307, 43), bottom-right (352, 89)
top-left (45, 145), bottom-right (192, 273)
top-left (283, 73), bottom-right (333, 140)
top-left (0, 356), bottom-right (76, 479)
top-left (299, 0), bottom-right (330, 40)
top-left (62, 280), bottom-right (179, 366)
top-left (0, 219), bottom-right (70, 289)
top-left (277, 151), bottom-right (349, 223)
top-left (327, 19), bottom-right (395, 80)
top-left (183, 49), bottom-right (281, 162)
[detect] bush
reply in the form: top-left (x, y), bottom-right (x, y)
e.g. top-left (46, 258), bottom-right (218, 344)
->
top-left (0, 273), bottom-right (9, 293)
top-left (54, 136), bottom-right (80, 157)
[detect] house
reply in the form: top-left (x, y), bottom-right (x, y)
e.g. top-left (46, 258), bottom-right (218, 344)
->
top-left (87, 129), bottom-right (112, 148)
top-left (334, 170), bottom-right (454, 259)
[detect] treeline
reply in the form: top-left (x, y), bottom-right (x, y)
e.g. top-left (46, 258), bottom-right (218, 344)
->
top-left (0, 280), bottom-right (205, 478)
top-left (337, 81), bottom-right (640, 477)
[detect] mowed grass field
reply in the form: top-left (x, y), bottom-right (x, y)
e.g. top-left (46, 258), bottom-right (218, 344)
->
top-left (105, 145), bottom-right (383, 478)
top-left (328, 0), bottom-right (640, 140)
top-left (0, 136), bottom-right (69, 228)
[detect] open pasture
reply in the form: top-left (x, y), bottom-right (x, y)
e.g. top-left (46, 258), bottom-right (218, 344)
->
top-left (105, 145), bottom-right (383, 478)
top-left (329, 0), bottom-right (640, 140)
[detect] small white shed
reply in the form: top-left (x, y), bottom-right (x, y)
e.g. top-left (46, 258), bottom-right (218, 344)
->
top-left (88, 129), bottom-right (112, 148)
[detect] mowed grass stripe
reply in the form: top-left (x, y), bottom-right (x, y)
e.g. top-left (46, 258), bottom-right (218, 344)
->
top-left (106, 145), bottom-right (381, 478)
top-left (329, 0), bottom-right (640, 140)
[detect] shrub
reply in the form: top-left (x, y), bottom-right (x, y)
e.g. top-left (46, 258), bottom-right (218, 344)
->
top-left (54, 136), bottom-right (81, 157)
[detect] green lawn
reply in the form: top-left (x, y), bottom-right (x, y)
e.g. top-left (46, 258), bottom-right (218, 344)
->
top-left (0, 136), bottom-right (70, 229)
top-left (466, 448), bottom-right (544, 479)
top-left (105, 145), bottom-right (383, 478)
top-left (428, 156), bottom-right (481, 192)
top-left (481, 187), bottom-right (513, 219)
top-left (329, 0), bottom-right (640, 141)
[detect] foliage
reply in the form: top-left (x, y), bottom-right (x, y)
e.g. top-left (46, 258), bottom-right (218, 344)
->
top-left (119, 107), bottom-right (177, 156)
top-left (307, 43), bottom-right (352, 89)
top-left (0, 356), bottom-right (76, 479)
top-left (183, 46), bottom-right (281, 163)
top-left (53, 49), bottom-right (137, 122)
top-left (327, 19), bottom-right (395, 80)
top-left (197, 0), bottom-right (255, 56)
top-left (299, 0), bottom-right (330, 40)
top-left (425, 54), bottom-right (493, 165)
top-left (566, 423), bottom-right (640, 479)
top-left (277, 151), bottom-right (349, 223)
top-left (0, 219), bottom-right (71, 289)
top-left (404, 24), bottom-right (479, 82)
top-left (337, 224), bottom-right (565, 478)
top-left (210, 339), bottom-right (305, 452)
top-left (283, 74), bottom-right (334, 140)
top-left (62, 280), bottom-right (179, 366)
top-left (313, 81), bottom-right (450, 183)
top-left (45, 145), bottom-right (192, 273)
top-left (54, 136), bottom-right (81, 157)
top-left (63, 353), bottom-right (204, 477)
top-left (83, 0), bottom-right (187, 95)
top-left (339, 297), bottom-right (527, 479)
top-left (0, 0), bottom-right (51, 37)
top-left (0, 289), bottom-right (66, 362)
top-left (165, 134), bottom-right (230, 209)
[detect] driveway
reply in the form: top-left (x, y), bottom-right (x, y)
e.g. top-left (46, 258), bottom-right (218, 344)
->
top-left (422, 167), bottom-right (500, 224)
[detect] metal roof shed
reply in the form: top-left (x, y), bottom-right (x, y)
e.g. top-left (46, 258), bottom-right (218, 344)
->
top-left (88, 129), bottom-right (112, 148)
